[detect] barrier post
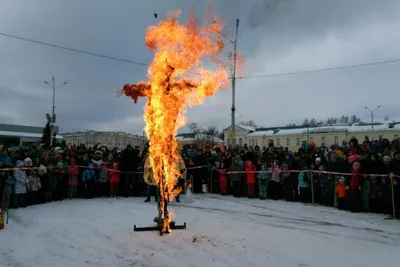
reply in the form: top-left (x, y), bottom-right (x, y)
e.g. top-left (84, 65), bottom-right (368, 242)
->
top-left (310, 170), bottom-right (315, 205)
top-left (390, 174), bottom-right (396, 219)
top-left (210, 166), bottom-right (213, 194)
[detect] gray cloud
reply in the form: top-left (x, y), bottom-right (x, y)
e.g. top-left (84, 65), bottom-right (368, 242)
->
top-left (1, 0), bottom-right (400, 135)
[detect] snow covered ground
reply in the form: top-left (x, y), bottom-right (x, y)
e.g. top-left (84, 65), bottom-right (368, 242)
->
top-left (1, 195), bottom-right (399, 267)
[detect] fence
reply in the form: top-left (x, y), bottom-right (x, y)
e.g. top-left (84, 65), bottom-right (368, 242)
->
top-left (0, 164), bottom-right (398, 218)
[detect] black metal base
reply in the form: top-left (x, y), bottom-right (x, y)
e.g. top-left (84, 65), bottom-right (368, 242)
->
top-left (133, 222), bottom-right (187, 235)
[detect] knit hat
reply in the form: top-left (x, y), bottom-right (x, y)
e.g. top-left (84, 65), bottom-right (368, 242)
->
top-left (56, 154), bottom-right (63, 161)
top-left (24, 157), bottom-right (33, 167)
top-left (16, 160), bottom-right (24, 167)
top-left (38, 164), bottom-right (47, 175)
top-left (352, 161), bottom-right (360, 169)
top-left (315, 157), bottom-right (321, 163)
top-left (383, 155), bottom-right (391, 163)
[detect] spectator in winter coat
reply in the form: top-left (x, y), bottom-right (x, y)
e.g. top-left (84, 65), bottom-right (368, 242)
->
top-left (219, 162), bottom-right (228, 195)
top-left (13, 160), bottom-right (29, 208)
top-left (245, 160), bottom-right (256, 198)
top-left (268, 161), bottom-right (281, 200)
top-left (349, 161), bottom-right (361, 212)
top-left (257, 164), bottom-right (269, 200)
top-left (67, 158), bottom-right (79, 198)
top-left (109, 162), bottom-right (120, 197)
top-left (0, 159), bottom-right (14, 210)
top-left (229, 155), bottom-right (244, 198)
top-left (335, 177), bottom-right (347, 210)
top-left (26, 168), bottom-right (41, 206)
top-left (298, 167), bottom-right (311, 203)
top-left (82, 163), bottom-right (97, 199)
top-left (37, 164), bottom-right (48, 204)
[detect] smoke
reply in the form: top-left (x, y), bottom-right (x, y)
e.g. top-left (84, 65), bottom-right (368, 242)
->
top-left (247, 0), bottom-right (292, 29)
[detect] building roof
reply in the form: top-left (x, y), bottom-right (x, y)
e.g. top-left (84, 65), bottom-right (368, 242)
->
top-left (223, 124), bottom-right (256, 132)
top-left (0, 130), bottom-right (63, 139)
top-left (62, 131), bottom-right (146, 139)
top-left (224, 121), bottom-right (400, 140)
top-left (176, 133), bottom-right (224, 143)
top-left (246, 130), bottom-right (275, 137)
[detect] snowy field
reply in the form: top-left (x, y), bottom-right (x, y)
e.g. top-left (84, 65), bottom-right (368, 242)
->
top-left (1, 195), bottom-right (399, 267)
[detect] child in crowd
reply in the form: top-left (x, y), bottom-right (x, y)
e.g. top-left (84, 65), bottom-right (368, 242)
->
top-left (82, 163), bottom-right (97, 199)
top-left (298, 167), bottom-right (311, 203)
top-left (245, 160), bottom-right (256, 198)
top-left (13, 160), bottom-right (28, 208)
top-left (109, 162), bottom-right (120, 197)
top-left (257, 163), bottom-right (269, 200)
top-left (335, 177), bottom-right (347, 210)
top-left (67, 158), bottom-right (80, 198)
top-left (219, 162), bottom-right (228, 195)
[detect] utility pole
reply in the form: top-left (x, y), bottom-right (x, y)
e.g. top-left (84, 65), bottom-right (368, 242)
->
top-left (230, 19), bottom-right (239, 145)
top-left (365, 105), bottom-right (382, 140)
top-left (44, 77), bottom-right (68, 147)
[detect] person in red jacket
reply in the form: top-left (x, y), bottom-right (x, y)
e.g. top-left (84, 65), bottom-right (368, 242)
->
top-left (245, 160), bottom-right (257, 198)
top-left (109, 162), bottom-right (120, 197)
top-left (67, 158), bottom-right (80, 199)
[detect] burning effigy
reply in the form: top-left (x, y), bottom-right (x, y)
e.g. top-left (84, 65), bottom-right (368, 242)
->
top-left (117, 9), bottom-right (229, 235)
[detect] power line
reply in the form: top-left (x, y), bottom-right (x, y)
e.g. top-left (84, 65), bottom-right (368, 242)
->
top-left (1, 31), bottom-right (400, 79)
top-left (0, 32), bottom-right (148, 66)
top-left (237, 58), bottom-right (400, 79)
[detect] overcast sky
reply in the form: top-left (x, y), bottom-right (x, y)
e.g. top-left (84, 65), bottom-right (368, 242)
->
top-left (1, 0), bottom-right (400, 135)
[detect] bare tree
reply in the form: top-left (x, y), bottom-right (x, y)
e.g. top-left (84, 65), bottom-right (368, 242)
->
top-left (202, 126), bottom-right (220, 137)
top-left (239, 120), bottom-right (257, 128)
top-left (188, 123), bottom-right (202, 134)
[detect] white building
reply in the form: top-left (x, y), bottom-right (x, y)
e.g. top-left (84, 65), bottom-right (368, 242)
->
top-left (0, 123), bottom-right (62, 147)
top-left (62, 131), bottom-right (147, 150)
top-left (224, 121), bottom-right (400, 151)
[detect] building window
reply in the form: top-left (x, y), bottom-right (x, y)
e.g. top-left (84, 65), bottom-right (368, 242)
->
top-left (365, 136), bottom-right (369, 141)
top-left (351, 136), bottom-right (356, 139)
top-left (255, 139), bottom-right (258, 146)
top-left (232, 139), bottom-right (237, 146)
top-left (286, 138), bottom-right (290, 146)
top-left (394, 134), bottom-right (399, 139)
top-left (227, 138), bottom-right (231, 146)
top-left (334, 136), bottom-right (339, 145)
top-left (239, 138), bottom-right (243, 147)
top-left (296, 138), bottom-right (300, 146)
top-left (309, 137), bottom-right (314, 142)
top-left (252, 139), bottom-right (255, 146)
top-left (321, 137), bottom-right (326, 146)
top-left (276, 138), bottom-right (280, 146)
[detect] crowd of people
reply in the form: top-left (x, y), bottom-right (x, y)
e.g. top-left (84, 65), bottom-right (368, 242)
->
top-left (0, 137), bottom-right (399, 217)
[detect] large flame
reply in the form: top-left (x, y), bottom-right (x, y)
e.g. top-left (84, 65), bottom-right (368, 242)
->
top-left (120, 9), bottom-right (229, 232)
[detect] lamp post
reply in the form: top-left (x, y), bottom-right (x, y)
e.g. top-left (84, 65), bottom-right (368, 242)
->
top-left (44, 77), bottom-right (68, 146)
top-left (365, 105), bottom-right (382, 140)
top-left (217, 19), bottom-right (240, 144)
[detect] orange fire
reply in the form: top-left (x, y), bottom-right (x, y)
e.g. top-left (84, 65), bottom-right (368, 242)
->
top-left (120, 9), bottom-right (229, 232)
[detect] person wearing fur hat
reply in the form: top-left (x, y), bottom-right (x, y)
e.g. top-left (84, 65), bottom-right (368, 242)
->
top-left (25, 158), bottom-right (41, 206)
top-left (37, 165), bottom-right (48, 204)
top-left (13, 160), bottom-right (29, 208)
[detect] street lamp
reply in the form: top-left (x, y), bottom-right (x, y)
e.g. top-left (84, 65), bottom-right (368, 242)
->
top-left (44, 77), bottom-right (68, 146)
top-left (215, 19), bottom-right (240, 143)
top-left (365, 105), bottom-right (382, 139)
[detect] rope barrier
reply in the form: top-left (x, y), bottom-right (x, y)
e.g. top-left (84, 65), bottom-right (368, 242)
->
top-left (0, 164), bottom-right (209, 174)
top-left (211, 166), bottom-right (400, 179)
